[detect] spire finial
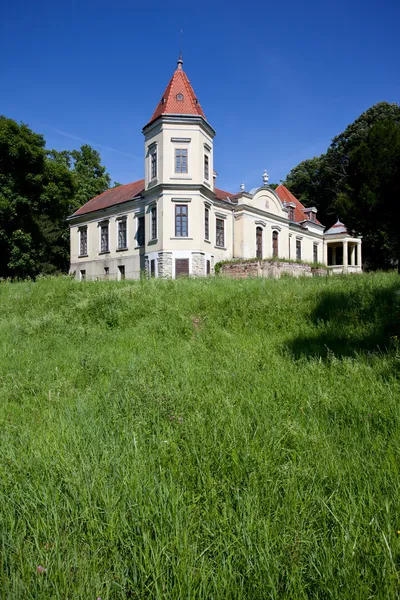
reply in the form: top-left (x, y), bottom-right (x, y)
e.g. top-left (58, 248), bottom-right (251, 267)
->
top-left (177, 29), bottom-right (183, 69)
top-left (240, 182), bottom-right (245, 192)
top-left (262, 169), bottom-right (269, 185)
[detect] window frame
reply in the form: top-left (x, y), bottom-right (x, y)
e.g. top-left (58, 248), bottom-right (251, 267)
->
top-left (204, 153), bottom-right (209, 181)
top-left (256, 226), bottom-right (263, 259)
top-left (117, 217), bottom-right (128, 250)
top-left (313, 243), bottom-right (318, 263)
top-left (99, 221), bottom-right (109, 253)
top-left (204, 207), bottom-right (210, 241)
top-left (296, 239), bottom-right (302, 260)
top-left (216, 218), bottom-right (225, 248)
top-left (79, 227), bottom-right (88, 257)
top-left (175, 148), bottom-right (188, 174)
top-left (137, 215), bottom-right (145, 247)
top-left (148, 144), bottom-right (157, 181)
top-left (175, 204), bottom-right (189, 237)
top-left (272, 230), bottom-right (279, 258)
top-left (150, 205), bottom-right (157, 240)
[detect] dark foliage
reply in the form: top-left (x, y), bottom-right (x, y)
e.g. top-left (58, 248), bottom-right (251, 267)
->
top-left (283, 102), bottom-right (400, 270)
top-left (0, 117), bottom-right (111, 278)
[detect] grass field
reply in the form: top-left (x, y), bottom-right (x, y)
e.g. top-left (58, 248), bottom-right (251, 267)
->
top-left (1, 272), bottom-right (400, 599)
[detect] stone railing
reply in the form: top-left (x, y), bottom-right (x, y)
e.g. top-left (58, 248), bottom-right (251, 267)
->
top-left (218, 259), bottom-right (328, 279)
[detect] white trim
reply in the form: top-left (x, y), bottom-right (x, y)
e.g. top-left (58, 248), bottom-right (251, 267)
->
top-left (171, 137), bottom-right (191, 143)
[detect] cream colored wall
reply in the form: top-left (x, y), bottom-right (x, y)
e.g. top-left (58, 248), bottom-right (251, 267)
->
top-left (144, 121), bottom-right (214, 191)
top-left (155, 190), bottom-right (233, 260)
top-left (234, 212), bottom-right (290, 259)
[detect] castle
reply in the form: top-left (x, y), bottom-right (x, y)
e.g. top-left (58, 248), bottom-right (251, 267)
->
top-left (68, 55), bottom-right (362, 280)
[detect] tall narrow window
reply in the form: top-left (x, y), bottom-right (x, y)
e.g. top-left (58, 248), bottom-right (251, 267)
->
top-left (206, 260), bottom-right (211, 275)
top-left (137, 216), bottom-right (145, 246)
top-left (175, 205), bottom-right (188, 237)
top-left (100, 223), bottom-right (109, 253)
top-left (175, 148), bottom-right (188, 173)
top-left (204, 154), bottom-right (209, 180)
top-left (150, 259), bottom-right (155, 277)
top-left (272, 230), bottom-right (279, 257)
top-left (79, 227), bottom-right (87, 256)
top-left (296, 239), bottom-right (301, 260)
top-left (151, 206), bottom-right (157, 240)
top-left (151, 149), bottom-right (157, 180)
top-left (118, 219), bottom-right (127, 249)
top-left (216, 218), bottom-right (224, 248)
top-left (288, 206), bottom-right (295, 221)
top-left (256, 227), bottom-right (263, 259)
top-left (80, 269), bottom-right (86, 281)
top-left (313, 243), bottom-right (318, 263)
top-left (205, 207), bottom-right (210, 240)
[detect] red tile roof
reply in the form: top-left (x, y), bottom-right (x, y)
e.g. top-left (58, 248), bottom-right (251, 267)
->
top-left (275, 184), bottom-right (321, 225)
top-left (214, 187), bottom-right (238, 202)
top-left (147, 64), bottom-right (206, 126)
top-left (72, 180), bottom-right (145, 217)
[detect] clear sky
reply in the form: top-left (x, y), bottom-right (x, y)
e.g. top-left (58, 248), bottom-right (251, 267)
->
top-left (1, 0), bottom-right (399, 193)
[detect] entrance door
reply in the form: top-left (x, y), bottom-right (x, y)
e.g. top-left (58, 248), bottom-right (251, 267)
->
top-left (175, 258), bottom-right (189, 277)
top-left (256, 227), bottom-right (263, 259)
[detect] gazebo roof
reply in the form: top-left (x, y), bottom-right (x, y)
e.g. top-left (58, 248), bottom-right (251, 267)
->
top-left (325, 219), bottom-right (348, 235)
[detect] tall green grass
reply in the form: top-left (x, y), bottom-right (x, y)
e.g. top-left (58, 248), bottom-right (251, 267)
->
top-left (0, 272), bottom-right (399, 599)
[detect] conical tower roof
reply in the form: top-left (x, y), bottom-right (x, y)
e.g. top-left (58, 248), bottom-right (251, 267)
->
top-left (146, 56), bottom-right (206, 126)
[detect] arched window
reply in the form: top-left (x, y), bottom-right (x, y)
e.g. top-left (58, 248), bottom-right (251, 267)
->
top-left (256, 227), bottom-right (263, 259)
top-left (176, 93), bottom-right (184, 101)
top-left (272, 230), bottom-right (279, 257)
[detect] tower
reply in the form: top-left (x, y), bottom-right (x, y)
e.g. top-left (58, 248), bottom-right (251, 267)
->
top-left (141, 55), bottom-right (217, 278)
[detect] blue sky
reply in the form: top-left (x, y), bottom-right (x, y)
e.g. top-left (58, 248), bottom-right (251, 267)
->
top-left (1, 0), bottom-right (399, 193)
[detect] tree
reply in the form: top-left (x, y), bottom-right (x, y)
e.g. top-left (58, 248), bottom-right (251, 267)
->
top-left (283, 102), bottom-right (400, 269)
top-left (0, 116), bottom-right (46, 278)
top-left (0, 117), bottom-right (112, 278)
top-left (344, 119), bottom-right (400, 270)
top-left (70, 145), bottom-right (111, 211)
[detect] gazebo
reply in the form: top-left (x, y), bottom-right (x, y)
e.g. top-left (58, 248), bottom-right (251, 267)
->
top-left (324, 220), bottom-right (362, 273)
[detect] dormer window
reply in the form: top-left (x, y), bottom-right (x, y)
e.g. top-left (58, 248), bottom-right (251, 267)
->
top-left (289, 207), bottom-right (295, 221)
top-left (303, 207), bottom-right (317, 223)
top-left (176, 93), bottom-right (184, 101)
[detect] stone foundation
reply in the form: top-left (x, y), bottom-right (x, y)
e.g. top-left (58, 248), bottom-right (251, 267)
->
top-left (192, 252), bottom-right (205, 276)
top-left (219, 260), bottom-right (329, 279)
top-left (157, 252), bottom-right (173, 278)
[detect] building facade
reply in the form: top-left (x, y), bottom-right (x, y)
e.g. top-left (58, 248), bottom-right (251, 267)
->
top-left (68, 56), bottom-right (362, 280)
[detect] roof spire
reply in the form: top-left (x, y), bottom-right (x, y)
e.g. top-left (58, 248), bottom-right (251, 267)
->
top-left (177, 29), bottom-right (183, 70)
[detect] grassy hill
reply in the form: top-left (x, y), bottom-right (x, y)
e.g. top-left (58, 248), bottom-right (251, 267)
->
top-left (1, 273), bottom-right (400, 599)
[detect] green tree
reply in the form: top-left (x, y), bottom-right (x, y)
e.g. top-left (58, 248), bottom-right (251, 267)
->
top-left (0, 117), bottom-right (112, 278)
top-left (344, 119), bottom-right (400, 270)
top-left (70, 145), bottom-right (111, 211)
top-left (283, 102), bottom-right (400, 269)
top-left (0, 116), bottom-right (46, 277)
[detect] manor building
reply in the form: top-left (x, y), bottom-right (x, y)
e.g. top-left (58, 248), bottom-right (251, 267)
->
top-left (68, 56), bottom-right (362, 280)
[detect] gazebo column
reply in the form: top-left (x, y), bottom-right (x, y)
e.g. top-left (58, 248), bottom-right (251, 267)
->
top-left (349, 244), bottom-right (354, 266)
top-left (343, 239), bottom-right (348, 272)
top-left (323, 241), bottom-right (328, 266)
top-left (358, 241), bottom-right (362, 269)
